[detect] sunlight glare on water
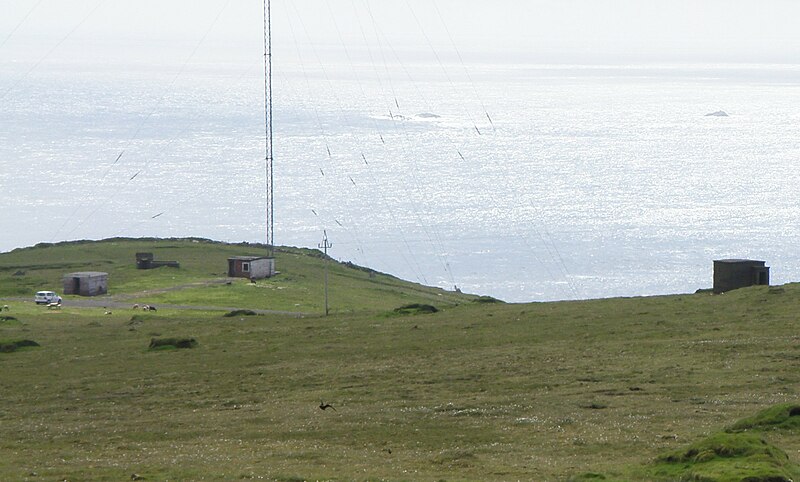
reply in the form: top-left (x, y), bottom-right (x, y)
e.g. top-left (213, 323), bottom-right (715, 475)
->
top-left (2, 62), bottom-right (800, 302)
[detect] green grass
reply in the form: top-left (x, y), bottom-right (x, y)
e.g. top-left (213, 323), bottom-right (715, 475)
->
top-left (727, 403), bottom-right (800, 433)
top-left (648, 432), bottom-right (798, 481)
top-left (0, 238), bottom-right (474, 313)
top-left (0, 238), bottom-right (798, 480)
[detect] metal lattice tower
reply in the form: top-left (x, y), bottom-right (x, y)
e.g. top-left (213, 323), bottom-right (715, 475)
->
top-left (263, 0), bottom-right (274, 257)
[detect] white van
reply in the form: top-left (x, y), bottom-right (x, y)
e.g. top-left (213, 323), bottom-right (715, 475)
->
top-left (34, 291), bottom-right (62, 305)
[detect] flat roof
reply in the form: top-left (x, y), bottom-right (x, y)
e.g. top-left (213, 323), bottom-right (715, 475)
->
top-left (714, 259), bottom-right (766, 264)
top-left (228, 256), bottom-right (273, 261)
top-left (64, 271), bottom-right (109, 277)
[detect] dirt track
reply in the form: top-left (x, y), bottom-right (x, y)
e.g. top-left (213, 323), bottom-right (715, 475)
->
top-left (1, 296), bottom-right (305, 316)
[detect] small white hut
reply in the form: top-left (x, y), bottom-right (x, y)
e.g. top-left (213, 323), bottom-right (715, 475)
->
top-left (227, 256), bottom-right (275, 280)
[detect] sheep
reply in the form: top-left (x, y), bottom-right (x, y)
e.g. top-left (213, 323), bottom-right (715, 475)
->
top-left (1, 305), bottom-right (8, 311)
top-left (132, 303), bottom-right (139, 310)
top-left (47, 302), bottom-right (61, 310)
top-left (142, 304), bottom-right (157, 312)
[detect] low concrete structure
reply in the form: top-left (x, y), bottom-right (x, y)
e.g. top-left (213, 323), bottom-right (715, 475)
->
top-left (136, 252), bottom-right (180, 269)
top-left (713, 259), bottom-right (769, 294)
top-left (63, 271), bottom-right (109, 296)
top-left (228, 256), bottom-right (275, 280)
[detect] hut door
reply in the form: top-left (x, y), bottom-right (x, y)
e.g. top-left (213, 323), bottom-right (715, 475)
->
top-left (73, 277), bottom-right (81, 294)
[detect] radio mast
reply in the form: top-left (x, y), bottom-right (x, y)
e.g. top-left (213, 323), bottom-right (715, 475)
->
top-left (263, 0), bottom-right (274, 257)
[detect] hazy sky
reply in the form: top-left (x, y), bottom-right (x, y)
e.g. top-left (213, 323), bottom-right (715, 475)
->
top-left (2, 0), bottom-right (800, 66)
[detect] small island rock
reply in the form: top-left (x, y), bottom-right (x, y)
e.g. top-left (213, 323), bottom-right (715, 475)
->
top-left (705, 110), bottom-right (729, 117)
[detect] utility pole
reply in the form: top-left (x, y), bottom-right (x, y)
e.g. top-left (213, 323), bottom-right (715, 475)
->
top-left (318, 230), bottom-right (332, 316)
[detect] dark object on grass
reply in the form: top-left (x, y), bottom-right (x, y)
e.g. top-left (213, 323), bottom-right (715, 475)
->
top-left (12, 270), bottom-right (25, 276)
top-left (149, 337), bottom-right (197, 350)
top-left (568, 473), bottom-right (607, 481)
top-left (0, 339), bottom-right (40, 353)
top-left (224, 309), bottom-right (257, 318)
top-left (0, 316), bottom-right (17, 322)
top-left (319, 402), bottom-right (336, 411)
top-left (473, 296), bottom-right (503, 304)
top-left (393, 303), bottom-right (438, 315)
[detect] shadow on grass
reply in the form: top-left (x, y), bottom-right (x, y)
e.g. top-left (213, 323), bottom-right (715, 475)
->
top-left (392, 303), bottom-right (439, 316)
top-left (0, 339), bottom-right (39, 353)
top-left (224, 309), bottom-right (258, 318)
top-left (148, 337), bottom-right (198, 350)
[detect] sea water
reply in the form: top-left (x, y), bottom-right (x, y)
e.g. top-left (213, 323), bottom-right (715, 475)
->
top-left (2, 61), bottom-right (800, 302)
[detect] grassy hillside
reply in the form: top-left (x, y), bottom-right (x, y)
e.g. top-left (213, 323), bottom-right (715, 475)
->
top-left (0, 239), bottom-right (798, 481)
top-left (0, 238), bottom-right (475, 313)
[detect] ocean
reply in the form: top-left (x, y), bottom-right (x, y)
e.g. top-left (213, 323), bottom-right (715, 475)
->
top-left (2, 59), bottom-right (800, 302)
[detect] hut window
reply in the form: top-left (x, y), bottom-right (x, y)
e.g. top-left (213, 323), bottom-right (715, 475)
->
top-left (242, 262), bottom-right (250, 272)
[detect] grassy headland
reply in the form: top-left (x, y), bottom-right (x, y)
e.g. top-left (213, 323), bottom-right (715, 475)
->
top-left (0, 238), bottom-right (797, 481)
top-left (0, 238), bottom-right (472, 313)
